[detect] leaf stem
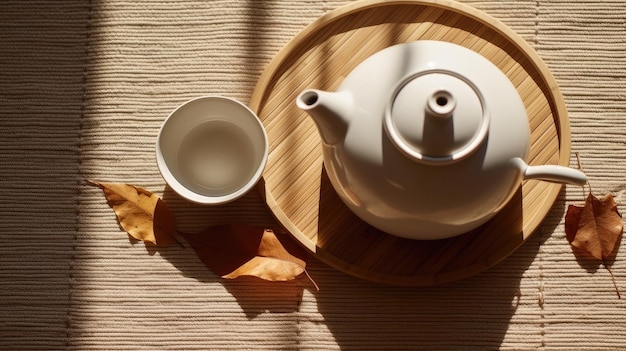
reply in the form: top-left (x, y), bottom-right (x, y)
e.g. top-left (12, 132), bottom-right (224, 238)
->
top-left (574, 152), bottom-right (592, 196)
top-left (304, 269), bottom-right (320, 291)
top-left (604, 261), bottom-right (621, 299)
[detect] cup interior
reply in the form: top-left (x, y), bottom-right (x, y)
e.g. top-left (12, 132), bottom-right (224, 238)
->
top-left (156, 96), bottom-right (268, 204)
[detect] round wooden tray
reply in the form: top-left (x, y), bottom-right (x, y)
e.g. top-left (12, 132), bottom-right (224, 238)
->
top-left (249, 0), bottom-right (570, 286)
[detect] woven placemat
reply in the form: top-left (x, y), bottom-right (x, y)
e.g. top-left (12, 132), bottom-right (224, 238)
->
top-left (1, 0), bottom-right (625, 349)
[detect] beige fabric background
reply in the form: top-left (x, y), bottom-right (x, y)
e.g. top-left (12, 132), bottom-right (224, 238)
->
top-left (1, 0), bottom-right (625, 349)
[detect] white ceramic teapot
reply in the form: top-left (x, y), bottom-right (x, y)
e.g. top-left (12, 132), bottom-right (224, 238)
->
top-left (296, 40), bottom-right (586, 240)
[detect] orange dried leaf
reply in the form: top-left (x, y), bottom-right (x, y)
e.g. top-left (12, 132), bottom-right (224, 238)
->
top-left (223, 256), bottom-right (304, 280)
top-left (179, 224), bottom-right (307, 282)
top-left (565, 192), bottom-right (623, 262)
top-left (89, 181), bottom-right (177, 246)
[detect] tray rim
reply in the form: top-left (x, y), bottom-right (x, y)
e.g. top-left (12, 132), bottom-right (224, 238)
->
top-left (249, 0), bottom-right (571, 286)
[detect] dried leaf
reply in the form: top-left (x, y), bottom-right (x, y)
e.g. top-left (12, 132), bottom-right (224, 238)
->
top-left (179, 224), bottom-right (307, 282)
top-left (565, 191), bottom-right (623, 298)
top-left (565, 192), bottom-right (623, 262)
top-left (89, 181), bottom-right (177, 246)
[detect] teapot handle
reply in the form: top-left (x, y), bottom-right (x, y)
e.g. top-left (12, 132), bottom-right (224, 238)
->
top-left (522, 164), bottom-right (587, 186)
top-left (513, 157), bottom-right (587, 185)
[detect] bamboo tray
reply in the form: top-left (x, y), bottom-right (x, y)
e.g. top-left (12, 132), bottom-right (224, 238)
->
top-left (249, 0), bottom-right (570, 286)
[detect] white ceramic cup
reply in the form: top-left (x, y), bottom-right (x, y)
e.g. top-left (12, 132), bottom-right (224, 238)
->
top-left (156, 96), bottom-right (268, 204)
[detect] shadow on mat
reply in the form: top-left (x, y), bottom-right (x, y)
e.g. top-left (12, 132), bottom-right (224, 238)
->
top-left (160, 184), bottom-right (305, 318)
top-left (307, 187), bottom-right (565, 350)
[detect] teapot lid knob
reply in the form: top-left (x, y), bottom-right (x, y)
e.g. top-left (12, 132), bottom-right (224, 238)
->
top-left (384, 70), bottom-right (489, 165)
top-left (426, 89), bottom-right (456, 119)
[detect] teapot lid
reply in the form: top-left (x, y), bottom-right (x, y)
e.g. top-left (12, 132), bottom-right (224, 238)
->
top-left (384, 69), bottom-right (489, 165)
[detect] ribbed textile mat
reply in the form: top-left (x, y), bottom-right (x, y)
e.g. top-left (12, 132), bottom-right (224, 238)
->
top-left (1, 0), bottom-right (625, 350)
top-left (0, 1), bottom-right (87, 349)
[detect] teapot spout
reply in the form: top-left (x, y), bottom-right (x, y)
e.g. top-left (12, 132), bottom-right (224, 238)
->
top-left (296, 89), bottom-right (352, 145)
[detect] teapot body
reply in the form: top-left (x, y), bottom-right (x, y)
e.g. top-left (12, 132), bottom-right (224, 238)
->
top-left (298, 41), bottom-right (585, 240)
top-left (321, 42), bottom-right (530, 239)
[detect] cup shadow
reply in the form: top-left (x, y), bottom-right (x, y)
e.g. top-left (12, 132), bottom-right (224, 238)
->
top-left (157, 183), bottom-right (305, 318)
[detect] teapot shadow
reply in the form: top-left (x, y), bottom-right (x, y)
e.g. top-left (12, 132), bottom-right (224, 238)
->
top-left (308, 168), bottom-right (566, 349)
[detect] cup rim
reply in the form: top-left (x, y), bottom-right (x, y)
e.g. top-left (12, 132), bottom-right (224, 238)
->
top-left (156, 95), bottom-right (268, 205)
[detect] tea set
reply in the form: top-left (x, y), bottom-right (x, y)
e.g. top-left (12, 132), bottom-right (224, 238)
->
top-left (156, 40), bottom-right (586, 241)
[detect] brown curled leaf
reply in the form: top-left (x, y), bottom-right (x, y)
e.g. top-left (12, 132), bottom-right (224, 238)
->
top-left (565, 192), bottom-right (623, 262)
top-left (565, 191), bottom-right (623, 298)
top-left (89, 181), bottom-right (177, 246)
